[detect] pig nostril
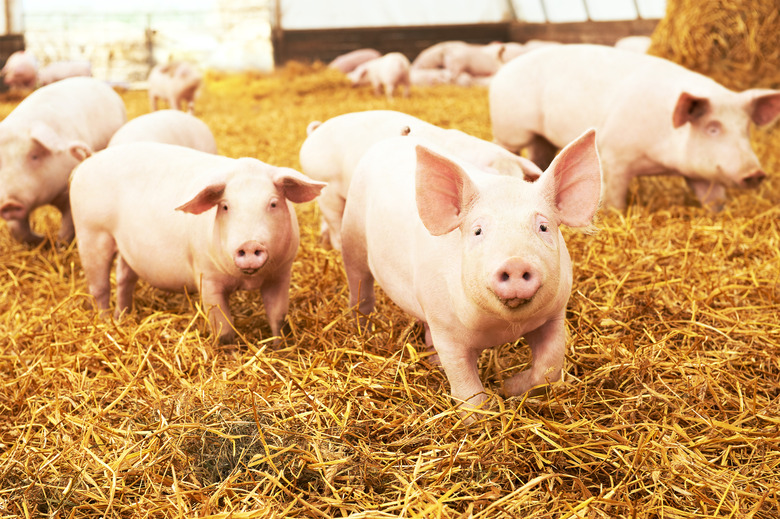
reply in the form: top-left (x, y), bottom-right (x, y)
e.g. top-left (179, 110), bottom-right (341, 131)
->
top-left (500, 272), bottom-right (510, 282)
top-left (254, 250), bottom-right (261, 256)
top-left (238, 250), bottom-right (245, 257)
top-left (522, 272), bottom-right (531, 281)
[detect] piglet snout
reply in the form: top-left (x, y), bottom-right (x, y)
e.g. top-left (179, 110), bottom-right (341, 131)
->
top-left (234, 240), bottom-right (268, 274)
top-left (491, 257), bottom-right (541, 308)
top-left (0, 200), bottom-right (26, 220)
top-left (740, 169), bottom-right (766, 189)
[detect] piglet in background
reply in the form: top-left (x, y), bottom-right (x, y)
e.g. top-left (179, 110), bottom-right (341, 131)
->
top-left (299, 109), bottom-right (543, 251)
top-left (2, 50), bottom-right (38, 90)
top-left (148, 61), bottom-right (203, 114)
top-left (109, 110), bottom-right (218, 154)
top-left (347, 52), bottom-right (411, 101)
top-left (37, 60), bottom-right (92, 86)
top-left (70, 142), bottom-right (326, 343)
top-left (0, 77), bottom-right (126, 245)
top-left (328, 48), bottom-right (381, 74)
top-left (340, 129), bottom-right (601, 421)
top-left (490, 44), bottom-right (780, 210)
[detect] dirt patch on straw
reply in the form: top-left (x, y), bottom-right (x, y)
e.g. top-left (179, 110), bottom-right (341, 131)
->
top-left (2, 3), bottom-right (780, 517)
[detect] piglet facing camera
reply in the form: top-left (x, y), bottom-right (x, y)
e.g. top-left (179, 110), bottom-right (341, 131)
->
top-left (341, 130), bottom-right (601, 421)
top-left (70, 142), bottom-right (326, 343)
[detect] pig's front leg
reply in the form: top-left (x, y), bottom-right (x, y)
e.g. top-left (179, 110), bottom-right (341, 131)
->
top-left (503, 317), bottom-right (566, 397)
top-left (200, 278), bottom-right (236, 343)
top-left (686, 178), bottom-right (726, 212)
top-left (432, 333), bottom-right (488, 420)
top-left (260, 272), bottom-right (292, 338)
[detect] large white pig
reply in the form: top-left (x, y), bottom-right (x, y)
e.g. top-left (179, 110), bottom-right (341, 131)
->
top-left (299, 110), bottom-right (543, 251)
top-left (347, 52), bottom-right (411, 101)
top-left (341, 130), bottom-right (601, 420)
top-left (328, 48), bottom-right (381, 74)
top-left (70, 142), bottom-right (326, 343)
top-left (148, 61), bottom-right (202, 114)
top-left (490, 44), bottom-right (780, 210)
top-left (0, 77), bottom-right (126, 245)
top-left (109, 110), bottom-right (218, 154)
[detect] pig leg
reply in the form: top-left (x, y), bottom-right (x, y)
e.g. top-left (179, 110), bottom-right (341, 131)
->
top-left (527, 135), bottom-right (558, 170)
top-left (502, 317), bottom-right (565, 397)
top-left (169, 95), bottom-right (180, 111)
top-left (149, 93), bottom-right (158, 112)
top-left (431, 334), bottom-right (488, 418)
top-left (200, 278), bottom-right (236, 343)
top-left (78, 231), bottom-right (117, 311)
top-left (115, 255), bottom-right (139, 317)
top-left (600, 166), bottom-right (632, 211)
top-left (318, 191), bottom-right (346, 251)
top-left (52, 191), bottom-right (75, 243)
top-left (260, 273), bottom-right (291, 338)
top-left (686, 178), bottom-right (726, 212)
top-left (342, 241), bottom-right (376, 328)
top-left (6, 218), bottom-right (44, 246)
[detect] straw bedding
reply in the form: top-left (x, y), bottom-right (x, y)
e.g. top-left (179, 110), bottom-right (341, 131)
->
top-left (1, 2), bottom-right (779, 517)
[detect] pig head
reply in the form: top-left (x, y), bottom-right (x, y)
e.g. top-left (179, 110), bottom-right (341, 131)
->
top-left (0, 121), bottom-right (92, 244)
top-left (669, 88), bottom-right (780, 207)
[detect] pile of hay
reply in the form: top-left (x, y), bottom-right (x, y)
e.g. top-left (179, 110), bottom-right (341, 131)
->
top-left (1, 3), bottom-right (779, 518)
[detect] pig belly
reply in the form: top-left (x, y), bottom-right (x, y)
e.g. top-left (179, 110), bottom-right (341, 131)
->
top-left (113, 229), bottom-right (199, 293)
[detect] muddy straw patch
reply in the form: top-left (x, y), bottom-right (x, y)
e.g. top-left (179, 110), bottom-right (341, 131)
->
top-left (2, 16), bottom-right (780, 519)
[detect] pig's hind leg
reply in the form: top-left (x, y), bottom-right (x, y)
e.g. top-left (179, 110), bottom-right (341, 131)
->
top-left (115, 255), bottom-right (139, 317)
top-left (77, 230), bottom-right (118, 312)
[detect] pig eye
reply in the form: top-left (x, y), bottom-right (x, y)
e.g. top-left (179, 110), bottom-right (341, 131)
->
top-left (221, 202), bottom-right (229, 212)
top-left (269, 197), bottom-right (280, 210)
top-left (706, 121), bottom-right (722, 136)
top-left (474, 226), bottom-right (482, 236)
top-left (539, 223), bottom-right (549, 232)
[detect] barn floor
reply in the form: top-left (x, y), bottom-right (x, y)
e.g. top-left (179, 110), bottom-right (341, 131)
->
top-left (1, 62), bottom-right (779, 518)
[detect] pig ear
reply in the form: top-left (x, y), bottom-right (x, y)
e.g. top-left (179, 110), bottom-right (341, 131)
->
top-left (175, 183), bottom-right (226, 214)
top-left (415, 145), bottom-right (477, 236)
top-left (30, 121), bottom-right (65, 152)
top-left (273, 167), bottom-right (327, 204)
top-left (68, 141), bottom-right (93, 162)
top-left (672, 92), bottom-right (711, 128)
top-left (743, 89), bottom-right (780, 126)
top-left (541, 128), bottom-right (601, 228)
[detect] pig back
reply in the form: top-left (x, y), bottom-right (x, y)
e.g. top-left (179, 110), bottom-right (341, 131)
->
top-left (6, 77), bottom-right (126, 152)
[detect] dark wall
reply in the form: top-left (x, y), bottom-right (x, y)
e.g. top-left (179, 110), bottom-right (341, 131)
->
top-left (0, 34), bottom-right (25, 92)
top-left (272, 19), bottom-right (659, 65)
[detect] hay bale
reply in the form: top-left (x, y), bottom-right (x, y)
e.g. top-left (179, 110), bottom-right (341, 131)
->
top-left (650, 0), bottom-right (780, 90)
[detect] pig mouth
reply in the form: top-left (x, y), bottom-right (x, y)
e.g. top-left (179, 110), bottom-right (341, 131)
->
top-left (498, 295), bottom-right (533, 309)
top-left (240, 268), bottom-right (261, 276)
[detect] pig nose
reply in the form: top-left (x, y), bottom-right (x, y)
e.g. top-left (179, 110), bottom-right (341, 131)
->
top-left (741, 169), bottom-right (766, 189)
top-left (0, 200), bottom-right (26, 220)
top-left (234, 241), bottom-right (268, 274)
top-left (491, 257), bottom-right (541, 309)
